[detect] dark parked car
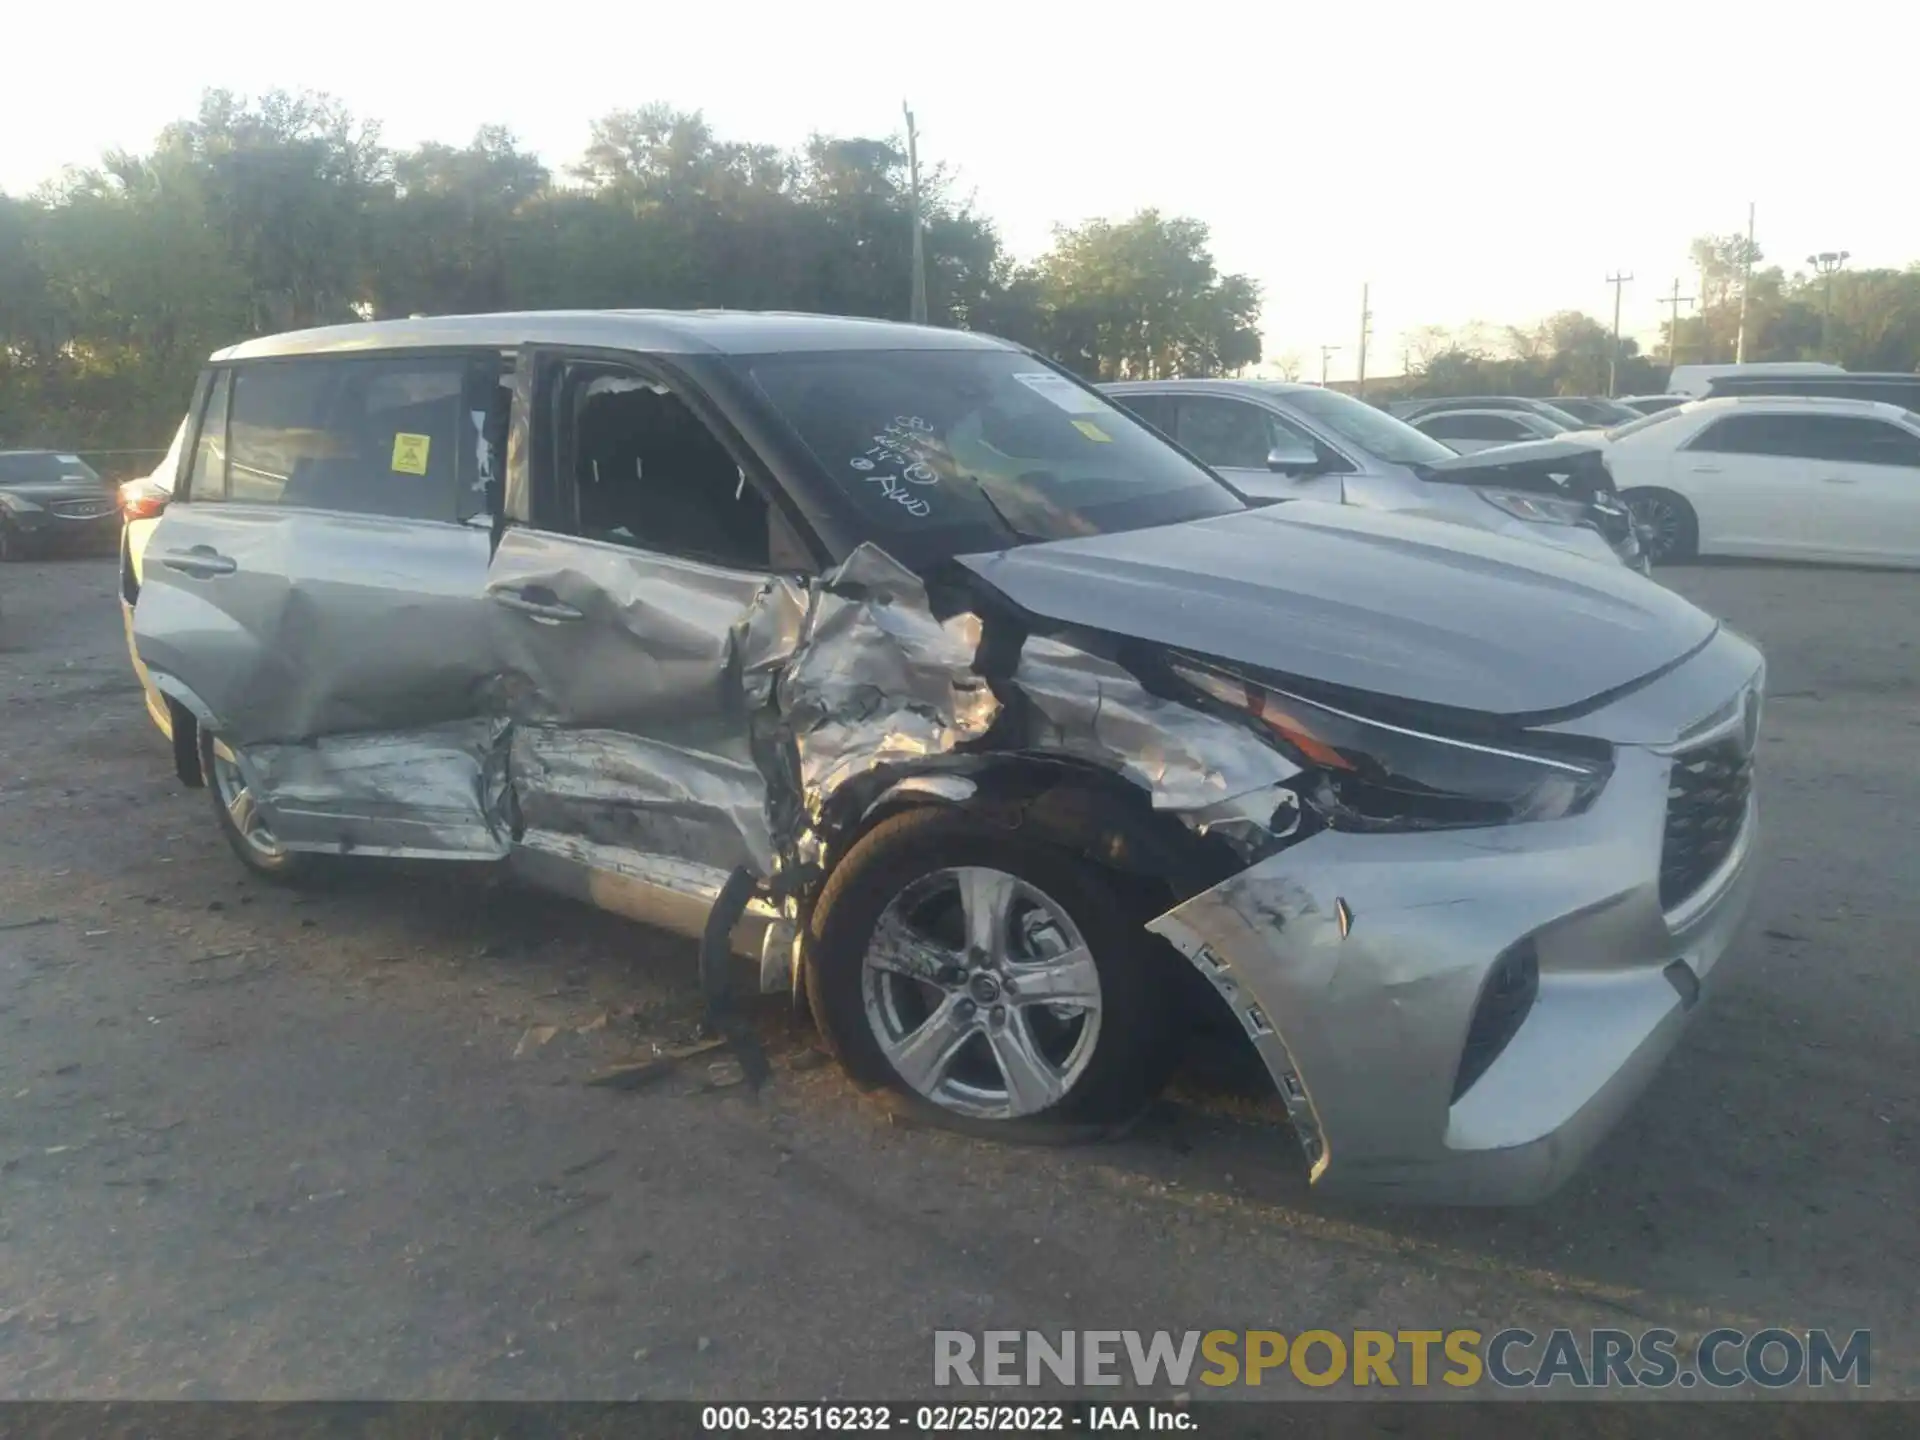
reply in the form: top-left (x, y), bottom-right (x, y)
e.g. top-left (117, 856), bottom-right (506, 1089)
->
top-left (1703, 371), bottom-right (1920, 411)
top-left (0, 450), bottom-right (122, 560)
top-left (122, 311), bottom-right (1763, 1204)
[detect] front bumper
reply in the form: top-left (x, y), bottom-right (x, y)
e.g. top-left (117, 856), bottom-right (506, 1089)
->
top-left (2, 506), bottom-right (122, 553)
top-left (1148, 643), bottom-right (1762, 1206)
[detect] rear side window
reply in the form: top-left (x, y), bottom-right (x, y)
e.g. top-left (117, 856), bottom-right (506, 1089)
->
top-left (1691, 413), bottom-right (1920, 466)
top-left (1423, 414), bottom-right (1524, 441)
top-left (188, 372), bottom-right (231, 500)
top-left (224, 356), bottom-right (477, 521)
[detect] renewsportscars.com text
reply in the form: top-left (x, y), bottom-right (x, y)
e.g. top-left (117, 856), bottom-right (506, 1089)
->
top-left (934, 1327), bottom-right (1871, 1391)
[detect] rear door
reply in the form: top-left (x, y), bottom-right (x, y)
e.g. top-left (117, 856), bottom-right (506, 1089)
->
top-left (131, 348), bottom-right (510, 855)
top-left (487, 346), bottom-right (820, 924)
top-left (1801, 415), bottom-right (1920, 560)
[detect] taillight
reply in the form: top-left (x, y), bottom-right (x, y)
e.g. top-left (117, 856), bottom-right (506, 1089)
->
top-left (119, 479), bottom-right (169, 521)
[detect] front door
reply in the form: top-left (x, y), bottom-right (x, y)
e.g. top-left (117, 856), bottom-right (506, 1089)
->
top-left (1167, 393), bottom-right (1345, 502)
top-left (488, 347), bottom-right (818, 935)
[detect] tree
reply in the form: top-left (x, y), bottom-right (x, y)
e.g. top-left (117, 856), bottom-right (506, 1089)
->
top-left (1016, 211), bottom-right (1261, 379)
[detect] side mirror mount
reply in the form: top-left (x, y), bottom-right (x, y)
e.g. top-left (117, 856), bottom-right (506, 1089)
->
top-left (1265, 438), bottom-right (1322, 475)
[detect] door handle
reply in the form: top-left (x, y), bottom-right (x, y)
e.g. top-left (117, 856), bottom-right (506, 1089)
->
top-left (159, 546), bottom-right (237, 577)
top-left (1689, 465), bottom-right (1722, 475)
top-left (491, 586), bottom-right (583, 623)
top-left (1820, 475), bottom-right (1857, 485)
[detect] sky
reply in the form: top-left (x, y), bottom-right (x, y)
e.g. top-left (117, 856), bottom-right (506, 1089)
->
top-left (6, 2), bottom-right (1914, 382)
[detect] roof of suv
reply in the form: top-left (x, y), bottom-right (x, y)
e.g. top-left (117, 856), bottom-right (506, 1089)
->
top-left (214, 310), bottom-right (1016, 363)
top-left (1680, 394), bottom-right (1919, 421)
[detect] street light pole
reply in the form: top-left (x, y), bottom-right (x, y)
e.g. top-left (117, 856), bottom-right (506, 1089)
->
top-left (1319, 345), bottom-right (1340, 386)
top-left (1806, 250), bottom-right (1850, 360)
top-left (1734, 203), bottom-right (1756, 364)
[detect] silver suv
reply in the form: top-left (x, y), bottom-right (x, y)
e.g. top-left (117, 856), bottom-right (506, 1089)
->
top-left (122, 311), bottom-right (1760, 1203)
top-left (1104, 379), bottom-right (1644, 568)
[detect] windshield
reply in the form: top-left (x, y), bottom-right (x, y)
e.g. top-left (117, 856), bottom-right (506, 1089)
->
top-left (740, 349), bottom-right (1243, 550)
top-left (1604, 406), bottom-right (1693, 441)
top-left (0, 451), bottom-right (102, 487)
top-left (1273, 387), bottom-right (1457, 466)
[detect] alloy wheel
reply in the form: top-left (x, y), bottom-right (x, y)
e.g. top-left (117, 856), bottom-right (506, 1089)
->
top-left (861, 866), bottom-right (1103, 1120)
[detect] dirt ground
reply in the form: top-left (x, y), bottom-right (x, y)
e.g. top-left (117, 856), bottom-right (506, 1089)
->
top-left (0, 555), bottom-right (1914, 1400)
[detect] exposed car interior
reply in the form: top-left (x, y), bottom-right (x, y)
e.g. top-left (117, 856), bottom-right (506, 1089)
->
top-left (562, 369), bottom-right (781, 570)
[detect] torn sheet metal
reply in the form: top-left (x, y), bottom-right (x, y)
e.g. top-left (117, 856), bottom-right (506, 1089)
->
top-left (774, 544), bottom-right (999, 814)
top-left (238, 718), bottom-right (510, 858)
top-left (1012, 636), bottom-right (1300, 854)
top-left (510, 725), bottom-right (776, 878)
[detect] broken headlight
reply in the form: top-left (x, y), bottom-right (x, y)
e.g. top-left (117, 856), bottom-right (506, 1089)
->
top-left (1474, 487), bottom-right (1590, 527)
top-left (1172, 664), bottom-right (1611, 829)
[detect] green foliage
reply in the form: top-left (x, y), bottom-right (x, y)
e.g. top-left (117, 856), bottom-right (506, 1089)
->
top-left (0, 90), bottom-right (1261, 456)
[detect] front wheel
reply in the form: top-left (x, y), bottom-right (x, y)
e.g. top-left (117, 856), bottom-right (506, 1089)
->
top-left (805, 808), bottom-right (1172, 1127)
top-left (1622, 488), bottom-right (1699, 565)
top-left (199, 731), bottom-right (316, 883)
top-left (0, 522), bottom-right (30, 563)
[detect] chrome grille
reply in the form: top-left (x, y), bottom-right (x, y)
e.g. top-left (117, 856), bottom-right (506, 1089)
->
top-left (1660, 736), bottom-right (1753, 910)
top-left (50, 497), bottom-right (114, 519)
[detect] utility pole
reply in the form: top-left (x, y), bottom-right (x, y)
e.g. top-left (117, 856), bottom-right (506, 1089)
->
top-left (903, 101), bottom-right (928, 326)
top-left (1319, 345), bottom-right (1340, 386)
top-left (1355, 283), bottom-right (1372, 400)
top-left (1659, 279), bottom-right (1694, 369)
top-left (1605, 271), bottom-right (1633, 396)
top-left (1735, 203), bottom-right (1756, 364)
top-left (1807, 250), bottom-right (1850, 359)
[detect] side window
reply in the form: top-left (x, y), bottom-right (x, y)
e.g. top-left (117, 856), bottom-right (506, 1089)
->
top-left (187, 370), bottom-right (230, 501)
top-left (1112, 393), bottom-right (1175, 434)
top-left (1428, 414), bottom-right (1513, 442)
top-left (226, 356), bottom-right (472, 520)
top-left (1175, 396), bottom-right (1277, 469)
top-left (554, 364), bottom-right (774, 571)
top-left (1689, 415), bottom-right (1777, 455)
top-left (1803, 417), bottom-right (1920, 468)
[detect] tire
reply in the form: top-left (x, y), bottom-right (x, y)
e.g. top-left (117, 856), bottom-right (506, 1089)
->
top-left (805, 807), bottom-right (1173, 1128)
top-left (198, 730), bottom-right (316, 883)
top-left (1622, 488), bottom-right (1698, 565)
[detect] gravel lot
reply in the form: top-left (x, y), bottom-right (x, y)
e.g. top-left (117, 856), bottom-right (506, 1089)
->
top-left (0, 556), bottom-right (1914, 1399)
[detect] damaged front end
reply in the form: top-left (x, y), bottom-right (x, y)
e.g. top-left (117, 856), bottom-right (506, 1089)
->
top-left (156, 501), bottom-right (1758, 1204)
top-left (1414, 439), bottom-right (1645, 570)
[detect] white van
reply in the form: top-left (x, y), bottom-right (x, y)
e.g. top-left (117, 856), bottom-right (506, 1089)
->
top-left (1666, 362), bottom-right (1842, 398)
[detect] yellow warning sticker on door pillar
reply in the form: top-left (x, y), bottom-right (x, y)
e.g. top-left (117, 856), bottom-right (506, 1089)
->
top-left (391, 433), bottom-right (431, 474)
top-left (1072, 419), bottom-right (1112, 442)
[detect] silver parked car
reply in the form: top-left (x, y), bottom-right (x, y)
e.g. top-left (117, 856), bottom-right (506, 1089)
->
top-left (123, 312), bottom-right (1761, 1204)
top-left (1102, 380), bottom-right (1641, 567)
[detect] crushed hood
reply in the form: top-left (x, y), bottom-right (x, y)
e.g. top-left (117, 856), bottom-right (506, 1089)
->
top-left (956, 501), bottom-right (1717, 719)
top-left (1413, 437), bottom-right (1610, 488)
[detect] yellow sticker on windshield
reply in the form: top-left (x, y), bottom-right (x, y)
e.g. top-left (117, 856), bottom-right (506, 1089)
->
top-left (391, 433), bottom-right (431, 474)
top-left (1072, 419), bottom-right (1112, 442)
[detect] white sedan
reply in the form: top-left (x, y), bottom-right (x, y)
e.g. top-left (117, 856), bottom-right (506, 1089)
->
top-left (1600, 396), bottom-right (1920, 567)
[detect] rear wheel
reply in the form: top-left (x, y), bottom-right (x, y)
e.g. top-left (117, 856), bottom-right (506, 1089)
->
top-left (199, 731), bottom-right (314, 882)
top-left (806, 809), bottom-right (1172, 1127)
top-left (1623, 488), bottom-right (1698, 565)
